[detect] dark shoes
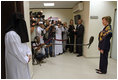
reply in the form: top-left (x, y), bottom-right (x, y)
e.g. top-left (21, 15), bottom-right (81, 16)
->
top-left (63, 50), bottom-right (67, 53)
top-left (57, 53), bottom-right (63, 56)
top-left (70, 51), bottom-right (73, 53)
top-left (95, 69), bottom-right (106, 74)
top-left (96, 71), bottom-right (106, 74)
top-left (77, 55), bottom-right (82, 57)
top-left (95, 69), bottom-right (101, 71)
top-left (60, 53), bottom-right (63, 55)
top-left (74, 52), bottom-right (78, 54)
top-left (46, 56), bottom-right (49, 58)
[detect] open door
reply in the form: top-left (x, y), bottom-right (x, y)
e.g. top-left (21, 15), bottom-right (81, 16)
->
top-left (111, 9), bottom-right (117, 60)
top-left (1, 1), bottom-right (24, 78)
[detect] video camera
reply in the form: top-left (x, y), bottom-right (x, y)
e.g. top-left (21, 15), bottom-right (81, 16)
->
top-left (30, 11), bottom-right (45, 27)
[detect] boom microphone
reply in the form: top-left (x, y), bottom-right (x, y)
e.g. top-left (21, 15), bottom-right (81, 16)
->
top-left (88, 36), bottom-right (94, 48)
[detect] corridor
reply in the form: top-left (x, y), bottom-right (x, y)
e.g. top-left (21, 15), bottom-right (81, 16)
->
top-left (1, 1), bottom-right (117, 79)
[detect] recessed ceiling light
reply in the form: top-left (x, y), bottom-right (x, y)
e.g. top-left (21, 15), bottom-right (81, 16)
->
top-left (44, 3), bottom-right (54, 6)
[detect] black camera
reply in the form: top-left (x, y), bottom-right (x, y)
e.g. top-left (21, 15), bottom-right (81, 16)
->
top-left (35, 11), bottom-right (45, 19)
top-left (30, 17), bottom-right (37, 27)
top-left (41, 30), bottom-right (45, 36)
top-left (30, 11), bottom-right (46, 27)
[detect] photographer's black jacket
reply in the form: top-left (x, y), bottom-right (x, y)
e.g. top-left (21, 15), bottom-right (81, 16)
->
top-left (68, 25), bottom-right (75, 38)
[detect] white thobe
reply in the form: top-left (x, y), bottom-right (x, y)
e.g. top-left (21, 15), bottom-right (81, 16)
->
top-left (62, 27), bottom-right (68, 51)
top-left (55, 26), bottom-right (63, 55)
top-left (31, 26), bottom-right (37, 41)
top-left (5, 31), bottom-right (31, 79)
top-left (36, 26), bottom-right (45, 55)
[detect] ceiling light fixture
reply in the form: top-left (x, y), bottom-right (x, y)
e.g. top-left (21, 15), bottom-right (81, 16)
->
top-left (44, 3), bottom-right (54, 6)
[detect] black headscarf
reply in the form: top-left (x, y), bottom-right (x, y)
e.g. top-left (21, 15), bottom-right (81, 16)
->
top-left (5, 12), bottom-right (29, 43)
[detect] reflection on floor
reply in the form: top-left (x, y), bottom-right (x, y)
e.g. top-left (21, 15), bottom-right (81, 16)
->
top-left (32, 52), bottom-right (117, 79)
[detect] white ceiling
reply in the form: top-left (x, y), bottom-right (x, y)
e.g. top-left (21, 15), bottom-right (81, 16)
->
top-left (29, 1), bottom-right (79, 9)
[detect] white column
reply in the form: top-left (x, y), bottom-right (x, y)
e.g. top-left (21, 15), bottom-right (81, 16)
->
top-left (24, 1), bottom-right (33, 78)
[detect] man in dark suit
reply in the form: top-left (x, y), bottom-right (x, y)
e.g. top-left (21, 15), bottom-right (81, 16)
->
top-left (75, 19), bottom-right (84, 57)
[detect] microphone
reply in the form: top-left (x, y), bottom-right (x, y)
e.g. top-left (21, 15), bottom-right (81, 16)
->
top-left (88, 36), bottom-right (94, 48)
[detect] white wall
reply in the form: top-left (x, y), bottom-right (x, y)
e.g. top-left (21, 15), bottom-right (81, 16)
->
top-left (85, 1), bottom-right (117, 57)
top-left (24, 1), bottom-right (33, 77)
top-left (73, 1), bottom-right (117, 57)
top-left (111, 9), bottom-right (117, 60)
top-left (73, 1), bottom-right (90, 56)
top-left (30, 9), bottom-right (73, 25)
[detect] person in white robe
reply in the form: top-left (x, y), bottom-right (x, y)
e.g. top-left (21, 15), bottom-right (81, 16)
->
top-left (5, 13), bottom-right (31, 79)
top-left (5, 31), bottom-right (31, 79)
top-left (55, 23), bottom-right (64, 55)
top-left (36, 21), bottom-right (46, 55)
top-left (62, 22), bottom-right (68, 52)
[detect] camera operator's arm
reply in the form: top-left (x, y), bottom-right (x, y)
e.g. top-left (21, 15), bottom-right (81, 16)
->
top-left (45, 24), bottom-right (52, 31)
top-left (35, 46), bottom-right (41, 51)
top-left (30, 22), bottom-right (35, 34)
top-left (31, 27), bottom-right (34, 34)
top-left (46, 43), bottom-right (52, 48)
top-left (40, 43), bottom-right (45, 47)
top-left (35, 43), bottom-right (45, 51)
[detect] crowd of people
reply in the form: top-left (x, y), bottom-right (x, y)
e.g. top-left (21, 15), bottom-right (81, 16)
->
top-left (30, 11), bottom-right (85, 64)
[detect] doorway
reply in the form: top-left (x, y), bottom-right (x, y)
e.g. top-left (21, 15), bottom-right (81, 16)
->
top-left (111, 9), bottom-right (117, 60)
top-left (1, 1), bottom-right (24, 78)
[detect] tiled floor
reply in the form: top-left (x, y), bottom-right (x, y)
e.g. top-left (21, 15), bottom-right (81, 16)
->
top-left (32, 52), bottom-right (117, 79)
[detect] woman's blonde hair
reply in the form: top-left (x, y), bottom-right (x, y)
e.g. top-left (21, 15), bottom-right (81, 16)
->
top-left (70, 19), bottom-right (73, 24)
top-left (63, 22), bottom-right (67, 25)
top-left (102, 16), bottom-right (112, 24)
